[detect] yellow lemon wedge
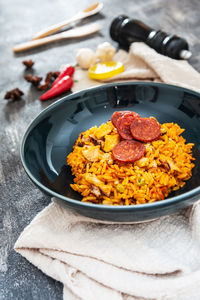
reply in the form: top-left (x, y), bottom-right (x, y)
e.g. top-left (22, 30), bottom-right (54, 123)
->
top-left (88, 61), bottom-right (124, 80)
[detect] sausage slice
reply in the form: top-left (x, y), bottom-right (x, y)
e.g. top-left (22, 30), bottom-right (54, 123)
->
top-left (112, 140), bottom-right (146, 163)
top-left (111, 111), bottom-right (131, 127)
top-left (130, 117), bottom-right (161, 142)
top-left (116, 112), bottom-right (140, 140)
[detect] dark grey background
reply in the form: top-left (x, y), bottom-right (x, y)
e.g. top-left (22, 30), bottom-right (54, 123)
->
top-left (0, 0), bottom-right (200, 299)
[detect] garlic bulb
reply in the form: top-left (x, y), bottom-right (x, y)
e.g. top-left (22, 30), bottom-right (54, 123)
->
top-left (96, 42), bottom-right (116, 62)
top-left (76, 48), bottom-right (96, 69)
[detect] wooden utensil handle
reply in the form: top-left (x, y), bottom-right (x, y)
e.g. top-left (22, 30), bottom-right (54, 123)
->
top-left (31, 14), bottom-right (82, 40)
top-left (13, 23), bottom-right (101, 52)
top-left (13, 33), bottom-right (64, 52)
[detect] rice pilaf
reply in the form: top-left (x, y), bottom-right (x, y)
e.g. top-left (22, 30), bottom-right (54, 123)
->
top-left (67, 119), bottom-right (195, 205)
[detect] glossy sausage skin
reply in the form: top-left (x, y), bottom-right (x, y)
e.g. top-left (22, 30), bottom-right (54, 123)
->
top-left (112, 140), bottom-right (146, 163)
top-left (130, 117), bottom-right (161, 142)
top-left (116, 112), bottom-right (140, 140)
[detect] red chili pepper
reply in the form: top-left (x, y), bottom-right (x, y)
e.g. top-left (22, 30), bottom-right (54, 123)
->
top-left (40, 75), bottom-right (73, 101)
top-left (52, 65), bottom-right (75, 87)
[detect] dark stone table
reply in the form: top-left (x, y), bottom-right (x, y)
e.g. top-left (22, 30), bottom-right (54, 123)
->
top-left (1, 0), bottom-right (200, 299)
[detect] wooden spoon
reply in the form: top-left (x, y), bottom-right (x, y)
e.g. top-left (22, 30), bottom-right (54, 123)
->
top-left (31, 2), bottom-right (103, 40)
top-left (13, 23), bottom-right (102, 52)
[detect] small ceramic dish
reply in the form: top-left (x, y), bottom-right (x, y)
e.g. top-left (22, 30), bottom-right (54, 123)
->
top-left (21, 82), bottom-right (200, 222)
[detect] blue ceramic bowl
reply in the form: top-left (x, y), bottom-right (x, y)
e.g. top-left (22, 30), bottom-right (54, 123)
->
top-left (21, 82), bottom-right (200, 222)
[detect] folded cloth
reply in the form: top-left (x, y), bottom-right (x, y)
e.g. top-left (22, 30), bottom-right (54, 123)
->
top-left (15, 198), bottom-right (200, 300)
top-left (15, 42), bottom-right (200, 299)
top-left (72, 42), bottom-right (200, 93)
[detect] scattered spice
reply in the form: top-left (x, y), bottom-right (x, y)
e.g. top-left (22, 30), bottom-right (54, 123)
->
top-left (4, 88), bottom-right (24, 101)
top-left (4, 62), bottom-right (73, 103)
top-left (45, 71), bottom-right (59, 84)
top-left (37, 83), bottom-right (49, 91)
top-left (51, 71), bottom-right (60, 79)
top-left (38, 71), bottom-right (60, 91)
top-left (22, 59), bottom-right (34, 68)
top-left (45, 72), bottom-right (52, 83)
top-left (45, 72), bottom-right (54, 84)
top-left (24, 74), bottom-right (42, 86)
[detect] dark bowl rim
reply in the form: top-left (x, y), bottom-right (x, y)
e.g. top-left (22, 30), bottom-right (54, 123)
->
top-left (20, 81), bottom-right (200, 211)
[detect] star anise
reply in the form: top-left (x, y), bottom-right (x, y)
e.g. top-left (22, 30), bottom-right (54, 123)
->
top-left (24, 74), bottom-right (42, 86)
top-left (37, 71), bottom-right (60, 91)
top-left (22, 59), bottom-right (34, 68)
top-left (4, 88), bottom-right (24, 101)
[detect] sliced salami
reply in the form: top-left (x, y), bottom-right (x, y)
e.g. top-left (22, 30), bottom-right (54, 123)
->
top-left (111, 111), bottom-right (131, 127)
top-left (112, 140), bottom-right (146, 163)
top-left (130, 117), bottom-right (161, 142)
top-left (116, 112), bottom-right (140, 140)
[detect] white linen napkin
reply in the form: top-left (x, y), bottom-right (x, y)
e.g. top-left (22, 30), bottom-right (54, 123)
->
top-left (15, 198), bottom-right (200, 300)
top-left (15, 42), bottom-right (200, 299)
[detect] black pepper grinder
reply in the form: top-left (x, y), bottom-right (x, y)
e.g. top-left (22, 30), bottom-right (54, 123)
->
top-left (110, 15), bottom-right (191, 60)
